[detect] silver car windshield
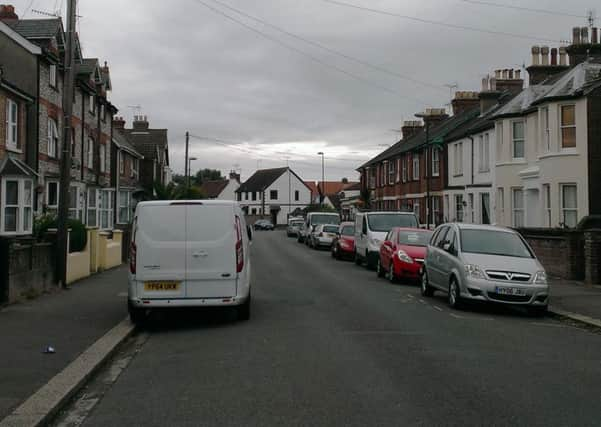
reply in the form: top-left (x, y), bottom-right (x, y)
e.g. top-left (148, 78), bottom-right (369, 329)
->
top-left (460, 230), bottom-right (534, 259)
top-left (368, 214), bottom-right (418, 232)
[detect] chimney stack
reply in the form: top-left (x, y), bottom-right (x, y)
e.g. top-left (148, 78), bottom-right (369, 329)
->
top-left (0, 4), bottom-right (18, 21)
top-left (566, 26), bottom-right (601, 65)
top-left (415, 109), bottom-right (448, 127)
top-left (495, 68), bottom-right (524, 95)
top-left (479, 74), bottom-right (503, 114)
top-left (527, 43), bottom-right (570, 85)
top-left (229, 170), bottom-right (241, 182)
top-left (132, 115), bottom-right (149, 131)
top-left (451, 91), bottom-right (480, 115)
top-left (113, 116), bottom-right (126, 130)
top-left (401, 120), bottom-right (423, 140)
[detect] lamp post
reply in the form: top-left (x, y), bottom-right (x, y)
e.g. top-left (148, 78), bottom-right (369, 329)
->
top-left (317, 152), bottom-right (325, 206)
top-left (187, 157), bottom-right (197, 196)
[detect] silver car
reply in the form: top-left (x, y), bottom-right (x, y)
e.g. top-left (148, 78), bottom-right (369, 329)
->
top-left (421, 223), bottom-right (549, 315)
top-left (287, 219), bottom-right (304, 238)
top-left (309, 224), bottom-right (339, 249)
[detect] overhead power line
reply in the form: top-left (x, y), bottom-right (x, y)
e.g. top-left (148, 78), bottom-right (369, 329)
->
top-left (319, 0), bottom-right (560, 43)
top-left (459, 0), bottom-right (588, 19)
top-left (191, 0), bottom-right (436, 106)
top-left (207, 0), bottom-right (446, 93)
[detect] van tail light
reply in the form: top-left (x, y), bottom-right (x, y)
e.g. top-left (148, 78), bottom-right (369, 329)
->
top-left (129, 242), bottom-right (137, 274)
top-left (235, 217), bottom-right (244, 273)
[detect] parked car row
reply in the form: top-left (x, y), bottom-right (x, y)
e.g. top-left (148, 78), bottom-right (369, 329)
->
top-left (287, 211), bottom-right (549, 316)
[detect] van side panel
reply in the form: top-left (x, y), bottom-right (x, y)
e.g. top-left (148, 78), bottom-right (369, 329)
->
top-left (135, 205), bottom-right (187, 299)
top-left (185, 205), bottom-right (238, 299)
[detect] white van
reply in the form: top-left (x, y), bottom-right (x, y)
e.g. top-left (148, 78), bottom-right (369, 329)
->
top-left (298, 212), bottom-right (341, 243)
top-left (128, 200), bottom-right (252, 323)
top-left (354, 211), bottom-right (420, 269)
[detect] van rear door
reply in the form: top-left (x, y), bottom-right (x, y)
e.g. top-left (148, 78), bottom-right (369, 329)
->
top-left (185, 204), bottom-right (238, 299)
top-left (135, 204), bottom-right (187, 299)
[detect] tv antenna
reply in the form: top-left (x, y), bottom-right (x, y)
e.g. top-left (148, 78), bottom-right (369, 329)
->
top-left (444, 83), bottom-right (458, 107)
top-left (127, 105), bottom-right (143, 116)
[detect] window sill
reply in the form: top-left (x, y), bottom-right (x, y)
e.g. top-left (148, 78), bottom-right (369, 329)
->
top-left (453, 174), bottom-right (464, 178)
top-left (496, 160), bottom-right (528, 167)
top-left (538, 150), bottom-right (579, 160)
top-left (6, 146), bottom-right (23, 154)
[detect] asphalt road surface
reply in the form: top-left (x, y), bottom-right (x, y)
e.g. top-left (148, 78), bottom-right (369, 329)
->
top-left (59, 230), bottom-right (601, 427)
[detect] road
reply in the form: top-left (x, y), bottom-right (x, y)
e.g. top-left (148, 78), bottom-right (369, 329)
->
top-left (58, 231), bottom-right (601, 427)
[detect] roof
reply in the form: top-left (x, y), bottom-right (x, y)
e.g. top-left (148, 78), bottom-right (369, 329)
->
top-left (493, 60), bottom-right (601, 118)
top-left (200, 180), bottom-right (229, 198)
top-left (327, 194), bottom-right (342, 211)
top-left (318, 181), bottom-right (345, 196)
top-left (113, 129), bottom-right (143, 158)
top-left (0, 20), bottom-right (42, 54)
top-left (304, 181), bottom-right (318, 195)
top-left (6, 18), bottom-right (62, 40)
top-left (343, 182), bottom-right (361, 191)
top-left (237, 167), bottom-right (288, 193)
top-left (0, 155), bottom-right (38, 177)
top-left (122, 128), bottom-right (169, 162)
top-left (77, 58), bottom-right (99, 75)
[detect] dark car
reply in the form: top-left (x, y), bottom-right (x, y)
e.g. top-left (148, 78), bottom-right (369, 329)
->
top-left (331, 222), bottom-right (356, 260)
top-left (254, 219), bottom-right (274, 230)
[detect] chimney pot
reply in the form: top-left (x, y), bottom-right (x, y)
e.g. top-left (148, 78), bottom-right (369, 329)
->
top-left (509, 69), bottom-right (514, 79)
top-left (593, 28), bottom-right (599, 44)
top-left (515, 69), bottom-right (521, 79)
top-left (481, 76), bottom-right (489, 92)
top-left (573, 27), bottom-right (582, 45)
top-left (540, 46), bottom-right (550, 65)
top-left (490, 77), bottom-right (497, 91)
top-left (494, 69), bottom-right (502, 79)
top-left (531, 46), bottom-right (541, 65)
top-left (550, 48), bottom-right (558, 65)
top-left (559, 46), bottom-right (568, 66)
top-left (581, 27), bottom-right (589, 44)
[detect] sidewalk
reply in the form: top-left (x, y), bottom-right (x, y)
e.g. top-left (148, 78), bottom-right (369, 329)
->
top-left (550, 279), bottom-right (601, 323)
top-left (0, 266), bottom-right (129, 421)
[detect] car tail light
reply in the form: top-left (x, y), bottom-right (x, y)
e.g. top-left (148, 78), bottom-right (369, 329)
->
top-left (129, 242), bottom-right (137, 274)
top-left (235, 217), bottom-right (244, 273)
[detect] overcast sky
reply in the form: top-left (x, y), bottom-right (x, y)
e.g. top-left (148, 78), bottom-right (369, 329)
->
top-left (10, 0), bottom-right (599, 181)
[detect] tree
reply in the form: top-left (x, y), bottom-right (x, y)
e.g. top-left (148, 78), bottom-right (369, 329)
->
top-left (141, 182), bottom-right (205, 201)
top-left (195, 169), bottom-right (224, 185)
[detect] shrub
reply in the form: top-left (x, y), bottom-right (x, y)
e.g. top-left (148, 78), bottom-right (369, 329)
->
top-left (35, 215), bottom-right (88, 253)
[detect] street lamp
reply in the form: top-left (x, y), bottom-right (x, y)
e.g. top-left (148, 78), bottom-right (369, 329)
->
top-left (317, 152), bottom-right (325, 206)
top-left (187, 157), bottom-right (197, 196)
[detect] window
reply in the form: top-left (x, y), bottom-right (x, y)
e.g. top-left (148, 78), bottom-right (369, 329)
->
top-left (455, 194), bottom-right (464, 222)
top-left (89, 94), bottom-right (95, 114)
top-left (87, 137), bottom-right (94, 168)
top-left (402, 157), bottom-right (408, 183)
top-left (432, 197), bottom-right (441, 224)
top-left (270, 190), bottom-right (278, 200)
top-left (496, 122), bottom-right (504, 159)
top-left (481, 193), bottom-right (491, 225)
top-left (561, 105), bottom-right (576, 148)
top-left (100, 189), bottom-right (114, 229)
top-left (444, 195), bottom-right (449, 222)
top-left (252, 192), bottom-right (257, 201)
top-left (118, 190), bottom-right (132, 224)
top-left (47, 118), bottom-right (59, 158)
top-left (295, 190), bottom-right (299, 201)
top-left (541, 107), bottom-right (550, 152)
top-left (6, 99), bottom-right (19, 150)
top-left (432, 149), bottom-right (440, 177)
top-left (99, 144), bottom-right (106, 173)
top-left (87, 188), bottom-right (98, 227)
top-left (453, 143), bottom-right (463, 176)
top-left (396, 158), bottom-right (401, 182)
top-left (468, 193), bottom-right (474, 223)
top-left (245, 192), bottom-right (248, 200)
top-left (1, 179), bottom-right (33, 234)
top-left (512, 121), bottom-right (525, 159)
top-left (68, 186), bottom-right (84, 221)
top-left (131, 158), bottom-right (138, 178)
top-left (497, 188), bottom-right (504, 224)
top-left (561, 184), bottom-right (578, 228)
top-left (388, 161), bottom-right (395, 184)
top-left (251, 208), bottom-right (257, 215)
top-left (46, 181), bottom-right (59, 211)
top-left (543, 184), bottom-right (551, 227)
top-left (49, 64), bottom-right (57, 88)
top-left (119, 153), bottom-right (125, 175)
top-left (479, 134), bottom-right (490, 172)
top-left (259, 192), bottom-right (262, 200)
top-left (412, 153), bottom-right (419, 180)
top-left (512, 188), bottom-right (524, 227)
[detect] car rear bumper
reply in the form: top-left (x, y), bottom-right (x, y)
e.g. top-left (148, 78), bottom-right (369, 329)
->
top-left (315, 237), bottom-right (334, 246)
top-left (129, 295), bottom-right (249, 308)
top-left (460, 278), bottom-right (549, 306)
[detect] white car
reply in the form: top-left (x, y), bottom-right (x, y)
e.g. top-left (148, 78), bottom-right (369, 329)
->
top-left (354, 211), bottom-right (420, 269)
top-left (128, 200), bottom-right (252, 324)
top-left (309, 224), bottom-right (339, 249)
top-left (298, 212), bottom-right (341, 244)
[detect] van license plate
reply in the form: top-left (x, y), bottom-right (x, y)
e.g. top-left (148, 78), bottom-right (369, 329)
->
top-left (144, 282), bottom-right (180, 291)
top-left (495, 287), bottom-right (525, 296)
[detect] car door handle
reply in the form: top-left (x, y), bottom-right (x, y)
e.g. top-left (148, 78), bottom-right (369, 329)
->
top-left (192, 251), bottom-right (208, 258)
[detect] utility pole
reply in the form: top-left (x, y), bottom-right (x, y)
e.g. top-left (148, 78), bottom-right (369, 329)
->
top-left (56, 0), bottom-right (77, 288)
top-left (425, 121), bottom-right (431, 229)
top-left (184, 131), bottom-right (190, 195)
top-left (317, 152), bottom-right (325, 206)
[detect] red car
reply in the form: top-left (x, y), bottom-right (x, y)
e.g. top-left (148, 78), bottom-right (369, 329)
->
top-left (331, 222), bottom-right (355, 260)
top-left (377, 227), bottom-right (433, 283)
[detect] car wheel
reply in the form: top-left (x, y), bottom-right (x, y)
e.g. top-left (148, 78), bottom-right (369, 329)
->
top-left (388, 262), bottom-right (396, 284)
top-left (128, 301), bottom-right (146, 326)
top-left (528, 305), bottom-right (548, 317)
top-left (448, 277), bottom-right (463, 309)
top-left (376, 258), bottom-right (385, 277)
top-left (421, 269), bottom-right (434, 297)
top-left (237, 294), bottom-right (251, 321)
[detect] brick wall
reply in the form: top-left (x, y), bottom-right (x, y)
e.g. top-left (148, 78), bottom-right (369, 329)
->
top-left (585, 230), bottom-right (601, 285)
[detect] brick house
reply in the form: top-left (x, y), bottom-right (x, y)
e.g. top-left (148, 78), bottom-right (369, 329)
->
top-left (111, 122), bottom-right (143, 226)
top-left (2, 7), bottom-right (119, 230)
top-left (0, 14), bottom-right (39, 235)
top-left (120, 116), bottom-right (171, 192)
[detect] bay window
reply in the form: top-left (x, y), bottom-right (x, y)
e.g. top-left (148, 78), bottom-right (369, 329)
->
top-left (432, 149), bottom-right (440, 177)
top-left (512, 188), bottom-right (524, 227)
top-left (512, 121), bottom-right (525, 159)
top-left (561, 184), bottom-right (578, 228)
top-left (100, 189), bottom-right (114, 229)
top-left (87, 188), bottom-right (98, 227)
top-left (118, 190), bottom-right (133, 224)
top-left (1, 178), bottom-right (33, 234)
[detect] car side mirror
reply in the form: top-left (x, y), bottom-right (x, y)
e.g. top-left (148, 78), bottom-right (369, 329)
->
top-left (247, 225), bottom-right (253, 241)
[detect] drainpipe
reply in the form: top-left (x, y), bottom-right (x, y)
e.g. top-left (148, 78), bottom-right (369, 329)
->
top-left (469, 136), bottom-right (475, 186)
